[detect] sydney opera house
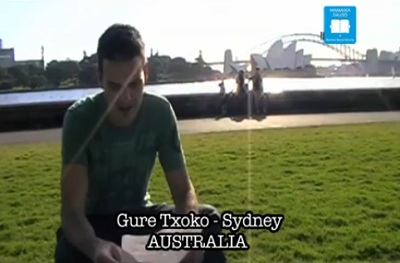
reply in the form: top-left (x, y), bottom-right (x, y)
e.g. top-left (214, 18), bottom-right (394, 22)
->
top-left (224, 39), bottom-right (400, 77)
top-left (224, 40), bottom-right (316, 77)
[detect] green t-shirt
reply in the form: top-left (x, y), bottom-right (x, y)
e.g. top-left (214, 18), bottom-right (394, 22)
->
top-left (61, 91), bottom-right (185, 215)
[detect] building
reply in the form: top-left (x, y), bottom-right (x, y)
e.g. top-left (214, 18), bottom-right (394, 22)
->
top-left (223, 49), bottom-right (248, 75)
top-left (334, 48), bottom-right (400, 76)
top-left (251, 40), bottom-right (312, 71)
top-left (0, 48), bottom-right (15, 68)
top-left (222, 40), bottom-right (314, 76)
top-left (245, 40), bottom-right (316, 77)
top-left (0, 38), bottom-right (44, 69)
top-left (14, 59), bottom-right (44, 68)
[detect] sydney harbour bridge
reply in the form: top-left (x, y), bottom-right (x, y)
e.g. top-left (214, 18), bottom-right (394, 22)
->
top-left (202, 33), bottom-right (399, 76)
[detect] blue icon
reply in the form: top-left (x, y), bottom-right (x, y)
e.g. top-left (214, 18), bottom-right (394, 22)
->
top-left (323, 6), bottom-right (357, 44)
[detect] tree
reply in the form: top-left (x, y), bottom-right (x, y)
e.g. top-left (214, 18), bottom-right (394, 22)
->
top-left (28, 75), bottom-right (47, 89)
top-left (78, 63), bottom-right (98, 86)
top-left (27, 64), bottom-right (44, 76)
top-left (0, 81), bottom-right (13, 90)
top-left (45, 60), bottom-right (80, 86)
top-left (7, 66), bottom-right (30, 87)
top-left (0, 67), bottom-right (7, 80)
top-left (169, 57), bottom-right (188, 73)
top-left (0, 51), bottom-right (221, 91)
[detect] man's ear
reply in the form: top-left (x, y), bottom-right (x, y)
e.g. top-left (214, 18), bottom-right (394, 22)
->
top-left (143, 63), bottom-right (149, 83)
top-left (97, 68), bottom-right (103, 88)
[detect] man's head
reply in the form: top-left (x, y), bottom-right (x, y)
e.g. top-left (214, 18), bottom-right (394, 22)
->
top-left (97, 24), bottom-right (147, 126)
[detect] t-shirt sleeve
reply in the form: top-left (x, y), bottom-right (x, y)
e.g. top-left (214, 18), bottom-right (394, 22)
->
top-left (61, 109), bottom-right (89, 166)
top-left (157, 103), bottom-right (186, 173)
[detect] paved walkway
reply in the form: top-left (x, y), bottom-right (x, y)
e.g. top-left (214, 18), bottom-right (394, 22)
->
top-left (0, 111), bottom-right (399, 145)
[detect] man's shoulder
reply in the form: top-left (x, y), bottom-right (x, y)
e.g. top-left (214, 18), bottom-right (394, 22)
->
top-left (141, 92), bottom-right (176, 130)
top-left (67, 91), bottom-right (104, 116)
top-left (143, 91), bottom-right (172, 110)
top-left (64, 92), bottom-right (104, 130)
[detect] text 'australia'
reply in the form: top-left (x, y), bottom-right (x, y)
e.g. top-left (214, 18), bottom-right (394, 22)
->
top-left (146, 233), bottom-right (249, 250)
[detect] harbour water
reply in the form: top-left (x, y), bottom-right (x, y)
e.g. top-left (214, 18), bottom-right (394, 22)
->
top-left (0, 77), bottom-right (399, 107)
top-left (146, 77), bottom-right (400, 95)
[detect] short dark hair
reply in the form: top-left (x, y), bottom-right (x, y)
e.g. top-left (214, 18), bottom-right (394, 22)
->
top-left (97, 24), bottom-right (145, 75)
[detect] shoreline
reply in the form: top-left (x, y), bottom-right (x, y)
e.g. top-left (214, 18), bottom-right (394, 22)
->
top-left (2, 75), bottom-right (398, 94)
top-left (0, 111), bottom-right (399, 145)
top-left (4, 78), bottom-right (221, 94)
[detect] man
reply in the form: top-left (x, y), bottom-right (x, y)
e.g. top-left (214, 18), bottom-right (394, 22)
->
top-left (218, 79), bottom-right (231, 116)
top-left (235, 70), bottom-right (245, 95)
top-left (55, 24), bottom-right (226, 263)
top-left (249, 67), bottom-right (264, 114)
top-left (218, 79), bottom-right (226, 95)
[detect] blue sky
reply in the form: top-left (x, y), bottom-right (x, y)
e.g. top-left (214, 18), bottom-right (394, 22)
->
top-left (1, 0), bottom-right (399, 64)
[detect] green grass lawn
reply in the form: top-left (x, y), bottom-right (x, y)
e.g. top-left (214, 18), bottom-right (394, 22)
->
top-left (1, 123), bottom-right (400, 263)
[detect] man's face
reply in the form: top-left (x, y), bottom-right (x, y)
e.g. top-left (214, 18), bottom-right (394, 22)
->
top-left (101, 57), bottom-right (147, 126)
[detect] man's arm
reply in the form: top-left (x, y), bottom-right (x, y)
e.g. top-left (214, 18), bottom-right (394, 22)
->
top-left (60, 110), bottom-right (99, 261)
top-left (157, 103), bottom-right (199, 214)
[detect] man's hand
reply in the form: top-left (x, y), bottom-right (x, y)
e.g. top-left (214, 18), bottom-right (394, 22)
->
top-left (93, 239), bottom-right (123, 263)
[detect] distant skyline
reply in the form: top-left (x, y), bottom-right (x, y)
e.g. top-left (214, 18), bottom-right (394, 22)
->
top-left (1, 0), bottom-right (399, 66)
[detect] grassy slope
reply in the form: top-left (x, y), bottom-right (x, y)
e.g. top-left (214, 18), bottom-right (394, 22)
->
top-left (0, 123), bottom-right (399, 263)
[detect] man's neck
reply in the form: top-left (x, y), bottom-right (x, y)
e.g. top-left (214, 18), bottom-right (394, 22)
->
top-left (106, 108), bottom-right (140, 128)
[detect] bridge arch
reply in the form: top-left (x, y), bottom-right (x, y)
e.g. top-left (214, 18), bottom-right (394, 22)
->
top-left (248, 33), bottom-right (321, 53)
top-left (255, 33), bottom-right (366, 62)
